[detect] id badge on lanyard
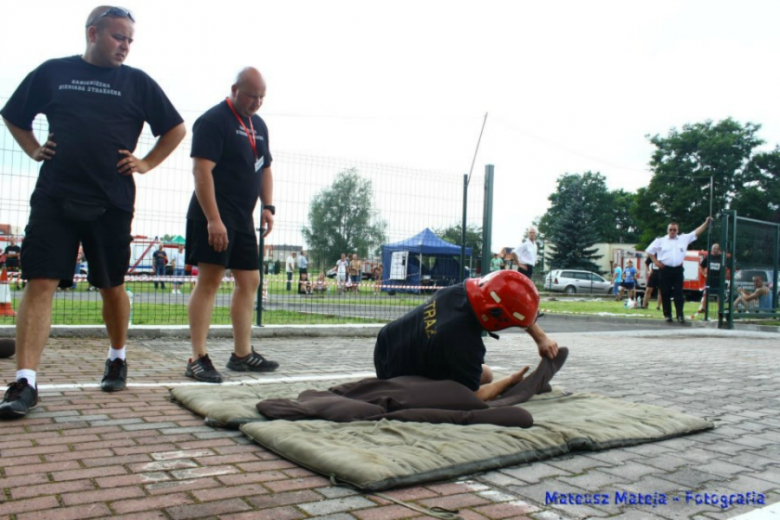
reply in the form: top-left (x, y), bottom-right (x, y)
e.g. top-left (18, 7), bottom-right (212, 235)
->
top-left (226, 97), bottom-right (262, 172)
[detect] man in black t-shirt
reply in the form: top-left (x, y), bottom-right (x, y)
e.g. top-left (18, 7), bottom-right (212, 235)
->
top-left (184, 68), bottom-right (278, 383)
top-left (152, 246), bottom-right (167, 290)
top-left (374, 270), bottom-right (565, 402)
top-left (693, 243), bottom-right (726, 320)
top-left (3, 238), bottom-right (22, 290)
top-left (0, 6), bottom-right (186, 419)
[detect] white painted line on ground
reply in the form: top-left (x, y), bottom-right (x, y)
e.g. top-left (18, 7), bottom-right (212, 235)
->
top-left (730, 501), bottom-right (780, 519)
top-left (39, 371), bottom-right (378, 391)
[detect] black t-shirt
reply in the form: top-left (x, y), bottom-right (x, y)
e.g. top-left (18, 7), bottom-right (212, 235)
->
top-left (4, 245), bottom-right (21, 268)
top-left (153, 250), bottom-right (167, 268)
top-left (0, 56), bottom-right (183, 212)
top-left (374, 283), bottom-right (486, 391)
top-left (701, 255), bottom-right (722, 287)
top-left (187, 101), bottom-right (272, 232)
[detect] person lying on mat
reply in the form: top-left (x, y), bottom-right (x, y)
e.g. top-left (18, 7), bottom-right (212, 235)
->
top-left (374, 270), bottom-right (564, 402)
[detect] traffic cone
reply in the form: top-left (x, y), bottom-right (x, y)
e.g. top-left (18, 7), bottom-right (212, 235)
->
top-left (0, 267), bottom-right (16, 317)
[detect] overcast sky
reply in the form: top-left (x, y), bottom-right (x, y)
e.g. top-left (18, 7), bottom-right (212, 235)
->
top-left (2, 0), bottom-right (779, 248)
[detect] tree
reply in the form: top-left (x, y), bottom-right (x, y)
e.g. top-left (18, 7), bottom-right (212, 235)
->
top-left (635, 118), bottom-right (780, 247)
top-left (545, 180), bottom-right (603, 273)
top-left (301, 168), bottom-right (387, 269)
top-left (538, 172), bottom-right (638, 244)
top-left (434, 224), bottom-right (482, 262)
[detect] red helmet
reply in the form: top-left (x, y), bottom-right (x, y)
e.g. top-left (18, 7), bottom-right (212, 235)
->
top-left (465, 270), bottom-right (539, 331)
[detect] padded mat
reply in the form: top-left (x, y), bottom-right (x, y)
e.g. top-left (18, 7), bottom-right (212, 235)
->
top-left (171, 383), bottom-right (714, 491)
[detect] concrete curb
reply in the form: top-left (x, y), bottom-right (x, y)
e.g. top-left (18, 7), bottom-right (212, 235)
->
top-left (1, 315), bottom-right (775, 338)
top-left (0, 324), bottom-right (385, 339)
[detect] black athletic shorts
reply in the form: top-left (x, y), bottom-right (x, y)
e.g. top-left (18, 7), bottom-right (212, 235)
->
top-left (647, 270), bottom-right (659, 289)
top-left (21, 193), bottom-right (132, 289)
top-left (186, 219), bottom-right (259, 270)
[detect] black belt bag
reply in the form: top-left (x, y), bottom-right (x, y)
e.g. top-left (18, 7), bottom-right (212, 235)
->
top-left (61, 198), bottom-right (107, 222)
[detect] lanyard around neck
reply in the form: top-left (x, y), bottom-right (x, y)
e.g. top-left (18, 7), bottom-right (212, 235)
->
top-left (225, 97), bottom-right (257, 159)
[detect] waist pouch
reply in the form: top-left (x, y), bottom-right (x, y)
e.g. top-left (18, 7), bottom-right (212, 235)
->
top-left (61, 199), bottom-right (107, 222)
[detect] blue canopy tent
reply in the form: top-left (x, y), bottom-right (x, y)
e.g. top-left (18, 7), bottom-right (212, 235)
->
top-left (381, 228), bottom-right (472, 293)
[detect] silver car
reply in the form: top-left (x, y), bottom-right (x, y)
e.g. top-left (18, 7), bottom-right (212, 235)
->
top-left (544, 269), bottom-right (612, 295)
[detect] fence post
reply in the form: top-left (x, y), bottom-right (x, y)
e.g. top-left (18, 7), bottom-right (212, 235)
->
top-left (460, 173), bottom-right (468, 282)
top-left (774, 223), bottom-right (779, 310)
top-left (256, 230), bottom-right (264, 327)
top-left (481, 165), bottom-right (494, 278)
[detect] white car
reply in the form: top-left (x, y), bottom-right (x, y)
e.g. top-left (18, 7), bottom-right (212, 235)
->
top-left (544, 269), bottom-right (613, 295)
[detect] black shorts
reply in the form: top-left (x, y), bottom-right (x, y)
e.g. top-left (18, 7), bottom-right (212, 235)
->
top-left (186, 219), bottom-right (259, 271)
top-left (21, 193), bottom-right (132, 289)
top-left (647, 270), bottom-right (659, 288)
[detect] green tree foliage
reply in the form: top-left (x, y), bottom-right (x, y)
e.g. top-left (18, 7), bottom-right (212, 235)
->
top-left (538, 172), bottom-right (639, 244)
top-left (635, 118), bottom-right (780, 247)
top-left (301, 168), bottom-right (387, 269)
top-left (546, 180), bottom-right (603, 273)
top-left (434, 224), bottom-right (482, 261)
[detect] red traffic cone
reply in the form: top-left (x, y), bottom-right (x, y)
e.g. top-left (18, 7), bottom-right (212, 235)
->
top-left (0, 267), bottom-right (16, 317)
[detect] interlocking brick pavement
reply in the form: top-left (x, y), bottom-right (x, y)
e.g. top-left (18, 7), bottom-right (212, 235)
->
top-left (0, 327), bottom-right (778, 519)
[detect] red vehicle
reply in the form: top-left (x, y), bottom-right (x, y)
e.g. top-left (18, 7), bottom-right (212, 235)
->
top-left (625, 250), bottom-right (708, 301)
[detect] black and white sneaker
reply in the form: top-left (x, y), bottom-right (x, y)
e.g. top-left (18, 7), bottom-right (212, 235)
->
top-left (101, 358), bottom-right (127, 392)
top-left (0, 378), bottom-right (39, 418)
top-left (226, 347), bottom-right (279, 373)
top-left (185, 354), bottom-right (223, 383)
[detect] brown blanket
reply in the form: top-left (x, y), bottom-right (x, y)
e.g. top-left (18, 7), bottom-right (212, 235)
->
top-left (256, 347), bottom-right (568, 427)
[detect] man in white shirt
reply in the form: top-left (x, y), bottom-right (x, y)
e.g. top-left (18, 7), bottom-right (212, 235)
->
top-left (646, 217), bottom-right (712, 323)
top-left (297, 250), bottom-right (308, 277)
top-left (335, 253), bottom-right (348, 294)
top-left (169, 245), bottom-right (186, 294)
top-left (511, 227), bottom-right (538, 279)
top-left (286, 252), bottom-right (296, 291)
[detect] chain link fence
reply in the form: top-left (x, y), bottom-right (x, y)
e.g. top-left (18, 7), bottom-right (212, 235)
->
top-left (0, 117), bottom-right (485, 326)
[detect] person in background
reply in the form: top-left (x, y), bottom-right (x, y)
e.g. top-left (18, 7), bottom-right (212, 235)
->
top-left (733, 275), bottom-right (772, 311)
top-left (153, 245), bottom-right (167, 290)
top-left (612, 263), bottom-right (623, 300)
top-left (169, 244), bottom-right (186, 294)
top-left (4, 237), bottom-right (22, 290)
top-left (285, 252), bottom-right (296, 291)
top-left (642, 255), bottom-right (661, 310)
top-left (490, 253), bottom-right (503, 272)
top-left (511, 226), bottom-right (538, 279)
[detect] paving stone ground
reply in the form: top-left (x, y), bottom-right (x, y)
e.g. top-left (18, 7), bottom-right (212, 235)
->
top-left (0, 326), bottom-right (778, 520)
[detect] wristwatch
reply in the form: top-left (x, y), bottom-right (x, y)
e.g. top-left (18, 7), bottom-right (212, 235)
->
top-left (263, 205), bottom-right (275, 215)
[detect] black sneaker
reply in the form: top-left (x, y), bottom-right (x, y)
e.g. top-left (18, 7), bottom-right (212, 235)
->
top-left (0, 378), bottom-right (38, 418)
top-left (185, 354), bottom-right (223, 383)
top-left (101, 358), bottom-right (127, 392)
top-left (226, 347), bottom-right (279, 373)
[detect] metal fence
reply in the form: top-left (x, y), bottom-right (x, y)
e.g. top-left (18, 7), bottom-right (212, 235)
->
top-left (0, 117), bottom-right (486, 326)
top-left (713, 211), bottom-right (779, 328)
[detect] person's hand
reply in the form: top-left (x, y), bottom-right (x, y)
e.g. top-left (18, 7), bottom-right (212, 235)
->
top-left (654, 260), bottom-right (664, 269)
top-left (207, 219), bottom-right (229, 252)
top-left (261, 208), bottom-right (274, 238)
top-left (117, 150), bottom-right (151, 175)
top-left (536, 335), bottom-right (559, 360)
top-left (32, 133), bottom-right (56, 161)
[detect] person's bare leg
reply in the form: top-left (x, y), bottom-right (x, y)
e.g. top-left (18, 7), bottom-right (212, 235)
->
top-left (188, 263), bottom-right (225, 358)
top-left (230, 269), bottom-right (260, 358)
top-left (643, 287), bottom-right (653, 308)
top-left (475, 366), bottom-right (530, 402)
top-left (15, 278), bottom-right (59, 370)
top-left (100, 285), bottom-right (129, 349)
top-left (480, 364), bottom-right (493, 385)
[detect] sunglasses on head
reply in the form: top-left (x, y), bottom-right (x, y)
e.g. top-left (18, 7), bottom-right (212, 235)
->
top-left (86, 7), bottom-right (135, 27)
